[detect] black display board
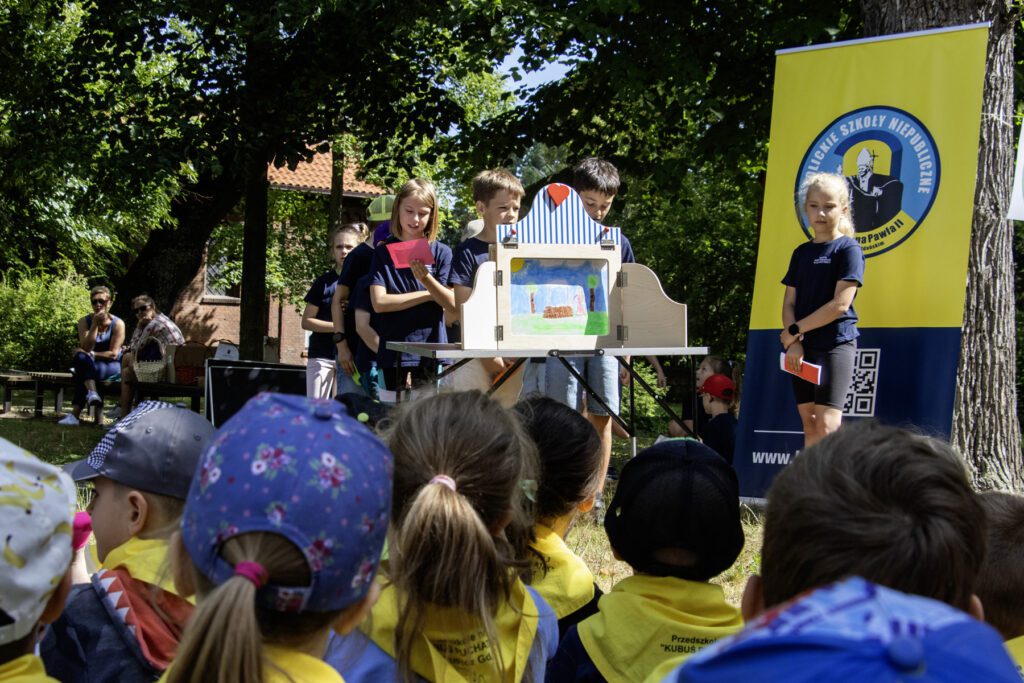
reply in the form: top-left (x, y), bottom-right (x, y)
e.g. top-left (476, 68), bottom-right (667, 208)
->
top-left (205, 359), bottom-right (307, 427)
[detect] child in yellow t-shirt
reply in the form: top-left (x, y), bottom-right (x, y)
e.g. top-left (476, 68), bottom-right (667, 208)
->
top-left (976, 491), bottom-right (1024, 674)
top-left (548, 438), bottom-right (745, 682)
top-left (0, 439), bottom-right (76, 683)
top-left (514, 396), bottom-right (605, 637)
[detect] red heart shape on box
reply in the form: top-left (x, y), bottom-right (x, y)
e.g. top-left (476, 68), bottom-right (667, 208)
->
top-left (547, 183), bottom-right (570, 207)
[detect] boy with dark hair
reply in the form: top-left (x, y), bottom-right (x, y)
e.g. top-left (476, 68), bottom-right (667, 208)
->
top-left (447, 169), bottom-right (525, 399)
top-left (545, 157), bottom-right (664, 483)
top-left (756, 421), bottom-right (984, 611)
top-left (547, 439), bottom-right (745, 682)
top-left (41, 402), bottom-right (214, 682)
top-left (0, 439), bottom-right (76, 683)
top-left (975, 491), bottom-right (1024, 672)
top-left (663, 421), bottom-right (1019, 682)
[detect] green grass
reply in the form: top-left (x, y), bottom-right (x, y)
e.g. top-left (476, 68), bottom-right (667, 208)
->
top-left (0, 388), bottom-right (105, 465)
top-left (0, 418), bottom-right (103, 466)
top-left (510, 311), bottom-right (609, 336)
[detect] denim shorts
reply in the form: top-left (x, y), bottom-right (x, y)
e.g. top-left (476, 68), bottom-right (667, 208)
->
top-left (543, 355), bottom-right (620, 416)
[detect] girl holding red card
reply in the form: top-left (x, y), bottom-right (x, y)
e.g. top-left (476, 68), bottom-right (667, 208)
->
top-left (779, 173), bottom-right (865, 447)
top-left (369, 178), bottom-right (455, 398)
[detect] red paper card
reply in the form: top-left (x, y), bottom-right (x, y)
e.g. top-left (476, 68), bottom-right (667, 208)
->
top-left (779, 352), bottom-right (822, 385)
top-left (386, 239), bottom-right (434, 268)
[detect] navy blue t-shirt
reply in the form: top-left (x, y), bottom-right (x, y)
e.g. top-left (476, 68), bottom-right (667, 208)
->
top-left (370, 238), bottom-right (453, 368)
top-left (303, 269), bottom-right (341, 360)
top-left (338, 242), bottom-right (375, 290)
top-left (702, 412), bottom-right (737, 466)
top-left (350, 274), bottom-right (379, 374)
top-left (450, 237), bottom-right (491, 287)
top-left (620, 233), bottom-right (636, 264)
top-left (782, 235), bottom-right (864, 350)
top-left (334, 243), bottom-right (375, 355)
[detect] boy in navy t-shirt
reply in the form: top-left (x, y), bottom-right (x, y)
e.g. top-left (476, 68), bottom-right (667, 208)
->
top-left (447, 169), bottom-right (524, 396)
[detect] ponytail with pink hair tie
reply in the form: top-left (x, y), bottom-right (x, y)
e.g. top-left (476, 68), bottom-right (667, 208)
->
top-left (233, 561), bottom-right (269, 588)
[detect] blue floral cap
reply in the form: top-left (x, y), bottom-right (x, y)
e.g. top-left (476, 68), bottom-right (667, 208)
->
top-left (181, 392), bottom-right (393, 613)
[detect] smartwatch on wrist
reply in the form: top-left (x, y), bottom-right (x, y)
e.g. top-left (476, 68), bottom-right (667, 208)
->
top-left (332, 332), bottom-right (347, 344)
top-left (788, 323), bottom-right (800, 336)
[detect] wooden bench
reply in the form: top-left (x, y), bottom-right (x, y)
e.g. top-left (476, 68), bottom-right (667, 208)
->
top-left (0, 371), bottom-right (34, 414)
top-left (135, 380), bottom-right (203, 412)
top-left (26, 371), bottom-right (202, 418)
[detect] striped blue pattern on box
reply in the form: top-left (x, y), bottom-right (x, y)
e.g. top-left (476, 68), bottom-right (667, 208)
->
top-left (497, 184), bottom-right (622, 245)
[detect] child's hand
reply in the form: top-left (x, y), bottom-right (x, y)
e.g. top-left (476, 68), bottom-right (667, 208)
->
top-left (785, 341), bottom-right (804, 373)
top-left (410, 260), bottom-right (430, 283)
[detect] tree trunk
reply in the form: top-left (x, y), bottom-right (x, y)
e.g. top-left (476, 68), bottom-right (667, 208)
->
top-left (112, 171), bottom-right (242, 320)
top-left (239, 161), bottom-right (269, 361)
top-left (861, 0), bottom-right (1022, 490)
top-left (329, 144), bottom-right (345, 232)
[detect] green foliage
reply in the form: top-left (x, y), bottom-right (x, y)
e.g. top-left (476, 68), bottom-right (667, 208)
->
top-left (0, 265), bottom-right (91, 371)
top-left (621, 358), bottom-right (670, 435)
top-left (208, 189), bottom-right (331, 309)
top-left (0, 0), bottom-right (182, 278)
top-left (622, 164), bottom-right (760, 360)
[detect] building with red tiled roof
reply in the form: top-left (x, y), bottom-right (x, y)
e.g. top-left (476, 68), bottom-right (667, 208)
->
top-left (172, 154), bottom-right (388, 365)
top-left (267, 153), bottom-right (386, 197)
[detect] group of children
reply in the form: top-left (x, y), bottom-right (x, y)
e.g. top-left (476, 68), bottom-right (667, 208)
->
top-left (301, 158), bottom-right (701, 470)
top-left (4, 382), bottom-right (1024, 682)
top-left (4, 160), bottom-right (1022, 681)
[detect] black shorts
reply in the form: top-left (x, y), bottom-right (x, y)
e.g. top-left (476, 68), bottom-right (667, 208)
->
top-left (791, 340), bottom-right (856, 409)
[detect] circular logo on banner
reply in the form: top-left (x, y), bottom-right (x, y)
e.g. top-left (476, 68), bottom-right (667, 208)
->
top-left (795, 106), bottom-right (940, 257)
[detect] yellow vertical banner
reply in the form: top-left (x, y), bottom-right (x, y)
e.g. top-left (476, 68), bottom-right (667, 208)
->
top-left (736, 25), bottom-right (989, 497)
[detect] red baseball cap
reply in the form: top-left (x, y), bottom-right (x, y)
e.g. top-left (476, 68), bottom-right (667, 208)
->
top-left (699, 374), bottom-right (735, 401)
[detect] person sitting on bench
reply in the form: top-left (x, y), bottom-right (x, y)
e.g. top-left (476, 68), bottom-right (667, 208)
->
top-left (117, 294), bottom-right (184, 418)
top-left (58, 286), bottom-right (125, 426)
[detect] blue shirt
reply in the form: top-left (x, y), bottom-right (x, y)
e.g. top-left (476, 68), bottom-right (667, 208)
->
top-left (303, 270), bottom-right (341, 360)
top-left (450, 237), bottom-right (491, 287)
top-left (85, 314), bottom-right (121, 353)
top-left (350, 274), bottom-right (378, 374)
top-left (339, 243), bottom-right (375, 290)
top-left (370, 238), bottom-right (453, 368)
top-left (620, 234), bottom-right (636, 264)
top-left (781, 236), bottom-right (864, 350)
top-left (335, 243), bottom-right (376, 356)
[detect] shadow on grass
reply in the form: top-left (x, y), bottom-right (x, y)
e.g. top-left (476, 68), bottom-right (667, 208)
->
top-left (0, 418), bottom-right (104, 466)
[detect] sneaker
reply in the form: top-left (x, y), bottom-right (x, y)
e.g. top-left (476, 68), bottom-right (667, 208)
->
top-left (104, 406), bottom-right (121, 419)
top-left (86, 391), bottom-right (102, 407)
top-left (57, 414), bottom-right (80, 426)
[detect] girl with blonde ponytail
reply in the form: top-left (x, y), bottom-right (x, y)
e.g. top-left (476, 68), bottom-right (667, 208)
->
top-left (326, 390), bottom-right (559, 682)
top-left (780, 172), bottom-right (866, 448)
top-left (161, 393), bottom-right (394, 683)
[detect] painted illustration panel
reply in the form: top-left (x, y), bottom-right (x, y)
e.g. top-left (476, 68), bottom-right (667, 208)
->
top-left (509, 258), bottom-right (610, 335)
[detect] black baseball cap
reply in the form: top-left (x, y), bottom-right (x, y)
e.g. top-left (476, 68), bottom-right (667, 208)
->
top-left (604, 438), bottom-right (744, 581)
top-left (68, 401), bottom-right (214, 499)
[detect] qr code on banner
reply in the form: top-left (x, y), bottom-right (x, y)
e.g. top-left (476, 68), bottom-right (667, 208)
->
top-left (843, 348), bottom-right (880, 417)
